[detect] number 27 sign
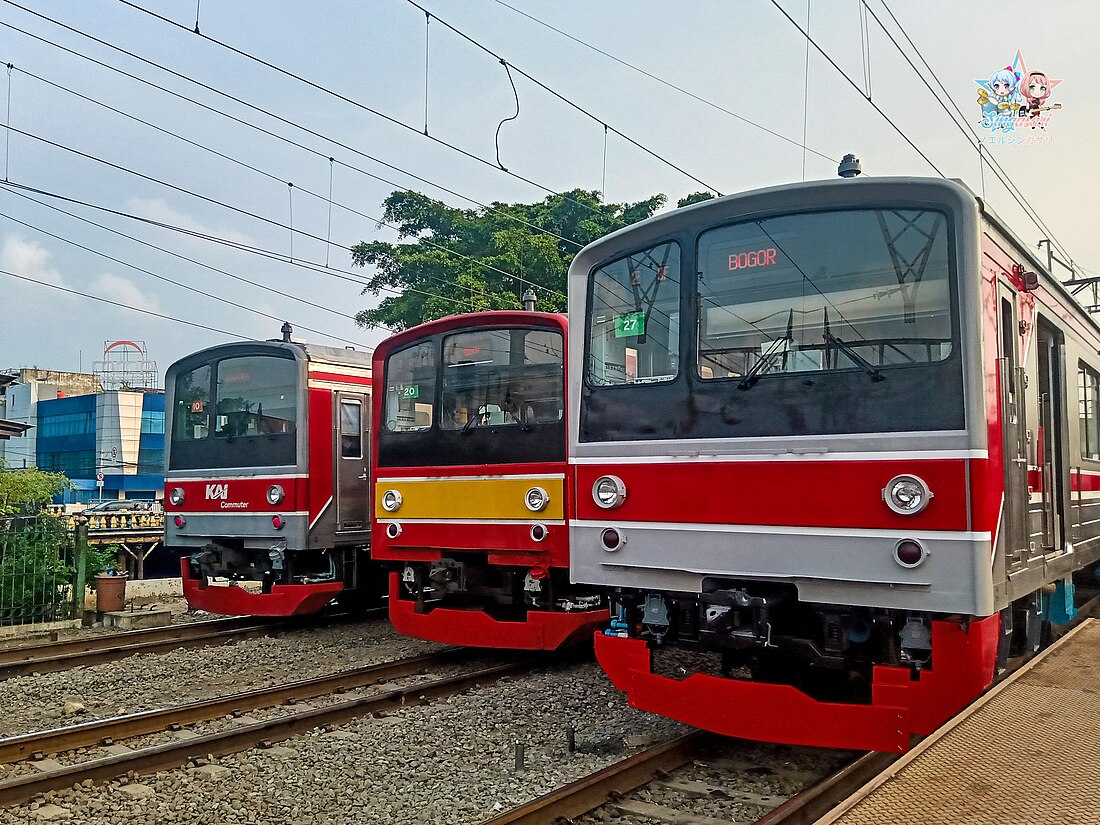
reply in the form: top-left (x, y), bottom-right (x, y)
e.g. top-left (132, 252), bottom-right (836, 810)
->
top-left (615, 312), bottom-right (645, 338)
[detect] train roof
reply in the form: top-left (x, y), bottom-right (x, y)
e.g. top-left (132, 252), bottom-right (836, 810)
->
top-left (165, 338), bottom-right (373, 377)
top-left (373, 311), bottom-right (568, 359)
top-left (568, 175), bottom-right (1100, 342)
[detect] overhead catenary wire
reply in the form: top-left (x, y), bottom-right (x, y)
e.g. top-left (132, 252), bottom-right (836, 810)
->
top-left (0, 207), bottom-right (376, 348)
top-left (487, 0), bottom-right (838, 165)
top-left (766, 0), bottom-right (945, 178)
top-left (0, 61), bottom-right (533, 305)
top-left (2, 268), bottom-right (252, 339)
top-left (870, 0), bottom-right (1074, 264)
top-left (75, 0), bottom-right (608, 217)
top-left (0, 20), bottom-right (587, 253)
top-left (400, 0), bottom-right (721, 195)
top-left (0, 179), bottom-right (479, 317)
top-left (0, 122), bottom-right (566, 302)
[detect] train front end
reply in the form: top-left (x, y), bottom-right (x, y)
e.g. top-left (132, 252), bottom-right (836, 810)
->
top-left (373, 312), bottom-right (607, 649)
top-left (166, 340), bottom-right (374, 616)
top-left (570, 178), bottom-right (1001, 753)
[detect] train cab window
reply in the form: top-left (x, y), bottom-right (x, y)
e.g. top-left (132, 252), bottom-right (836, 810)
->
top-left (696, 209), bottom-right (953, 381)
top-left (441, 328), bottom-right (564, 429)
top-left (173, 364), bottom-right (211, 441)
top-left (385, 343), bottom-right (436, 432)
top-left (1079, 362), bottom-right (1100, 460)
top-left (340, 400), bottom-right (363, 459)
top-left (587, 241), bottom-right (681, 386)
top-left (214, 357), bottom-right (297, 438)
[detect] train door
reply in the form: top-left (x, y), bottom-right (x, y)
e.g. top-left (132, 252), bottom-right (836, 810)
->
top-left (999, 292), bottom-right (1029, 573)
top-left (1036, 321), bottom-right (1069, 553)
top-left (335, 392), bottom-right (371, 531)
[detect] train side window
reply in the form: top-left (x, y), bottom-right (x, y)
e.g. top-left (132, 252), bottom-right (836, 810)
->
top-left (1000, 298), bottom-right (1016, 396)
top-left (173, 364), bottom-right (211, 441)
top-left (1079, 362), bottom-right (1100, 460)
top-left (586, 241), bottom-right (681, 386)
top-left (340, 401), bottom-right (363, 459)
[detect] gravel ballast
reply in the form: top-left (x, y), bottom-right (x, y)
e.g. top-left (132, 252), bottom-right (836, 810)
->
top-left (0, 659), bottom-right (691, 825)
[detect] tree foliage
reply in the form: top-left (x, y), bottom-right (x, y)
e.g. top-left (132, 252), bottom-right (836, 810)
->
top-left (677, 191), bottom-right (716, 208)
top-left (351, 189), bottom-right (667, 331)
top-left (0, 460), bottom-right (72, 516)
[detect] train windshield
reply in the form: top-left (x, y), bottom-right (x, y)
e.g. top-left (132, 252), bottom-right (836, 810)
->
top-left (695, 208), bottom-right (953, 382)
top-left (441, 328), bottom-right (564, 429)
top-left (169, 352), bottom-right (298, 470)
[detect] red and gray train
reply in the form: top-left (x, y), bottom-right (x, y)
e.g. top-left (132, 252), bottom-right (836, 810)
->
top-left (164, 313), bottom-right (606, 651)
top-left (567, 174), bottom-right (1095, 752)
top-left (165, 333), bottom-right (376, 616)
top-left (370, 311), bottom-right (606, 649)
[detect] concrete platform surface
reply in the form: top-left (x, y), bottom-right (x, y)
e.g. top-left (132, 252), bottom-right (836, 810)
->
top-left (821, 618), bottom-right (1100, 825)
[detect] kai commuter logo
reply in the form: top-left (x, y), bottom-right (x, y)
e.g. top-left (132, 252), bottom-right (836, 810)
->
top-left (205, 483), bottom-right (229, 501)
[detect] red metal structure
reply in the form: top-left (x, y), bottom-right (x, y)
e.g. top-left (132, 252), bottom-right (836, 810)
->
top-left (166, 336), bottom-right (377, 616)
top-left (372, 311), bottom-right (607, 649)
top-left (568, 176), bottom-right (1098, 752)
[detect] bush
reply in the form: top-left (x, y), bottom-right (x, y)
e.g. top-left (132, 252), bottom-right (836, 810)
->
top-left (0, 515), bottom-right (73, 625)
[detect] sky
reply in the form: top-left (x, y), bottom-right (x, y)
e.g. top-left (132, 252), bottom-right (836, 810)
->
top-left (0, 0), bottom-right (1095, 379)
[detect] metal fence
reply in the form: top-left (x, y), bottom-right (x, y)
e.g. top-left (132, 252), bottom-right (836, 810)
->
top-left (0, 514), bottom-right (84, 627)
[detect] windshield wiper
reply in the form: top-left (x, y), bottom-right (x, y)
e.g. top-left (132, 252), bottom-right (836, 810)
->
top-left (823, 309), bottom-right (885, 382)
top-left (738, 310), bottom-right (793, 390)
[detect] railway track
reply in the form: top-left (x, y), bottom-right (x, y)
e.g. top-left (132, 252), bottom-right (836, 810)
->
top-left (0, 610), bottom-right (384, 680)
top-left (0, 648), bottom-right (535, 807)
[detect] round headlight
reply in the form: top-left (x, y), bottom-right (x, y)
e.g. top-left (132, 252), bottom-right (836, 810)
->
top-left (883, 475), bottom-right (933, 515)
top-left (386, 522), bottom-right (402, 539)
top-left (381, 490), bottom-right (403, 513)
top-left (525, 487), bottom-right (549, 512)
top-left (169, 487), bottom-right (185, 506)
top-left (266, 484), bottom-right (285, 505)
top-left (592, 475), bottom-right (627, 510)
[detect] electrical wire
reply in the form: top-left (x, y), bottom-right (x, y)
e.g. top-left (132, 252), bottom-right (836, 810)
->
top-left (487, 0), bottom-right (838, 164)
top-left (870, 0), bottom-right (1074, 264)
top-left (0, 19), bottom-right (586, 253)
top-left (1, 122), bottom-right (566, 300)
top-left (49, 0), bottom-right (602, 216)
top-left (1, 268), bottom-right (252, 339)
top-left (0, 180), bottom-right (478, 316)
top-left (766, 0), bottom-right (944, 178)
top-left (400, 0), bottom-right (720, 194)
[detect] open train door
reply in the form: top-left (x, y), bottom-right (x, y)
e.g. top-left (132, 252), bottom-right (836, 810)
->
top-left (335, 392), bottom-right (371, 532)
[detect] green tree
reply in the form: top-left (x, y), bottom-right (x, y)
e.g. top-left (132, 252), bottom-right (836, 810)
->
top-left (677, 191), bottom-right (716, 208)
top-left (0, 460), bottom-right (72, 516)
top-left (351, 189), bottom-right (666, 331)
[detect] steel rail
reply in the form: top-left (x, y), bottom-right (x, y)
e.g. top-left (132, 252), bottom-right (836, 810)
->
top-left (0, 655), bottom-right (536, 807)
top-left (478, 730), bottom-right (710, 825)
top-left (0, 647), bottom-right (469, 763)
top-left (0, 616), bottom-right (272, 665)
top-left (0, 609), bottom-right (385, 680)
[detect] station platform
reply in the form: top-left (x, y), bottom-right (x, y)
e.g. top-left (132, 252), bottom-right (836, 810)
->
top-left (820, 618), bottom-right (1100, 824)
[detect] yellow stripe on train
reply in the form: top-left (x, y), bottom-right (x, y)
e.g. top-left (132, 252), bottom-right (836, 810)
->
top-left (374, 476), bottom-right (564, 521)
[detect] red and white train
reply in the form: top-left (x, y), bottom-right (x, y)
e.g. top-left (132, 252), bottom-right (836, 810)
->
top-left (371, 311), bottom-right (607, 649)
top-left (165, 330), bottom-right (377, 616)
top-left (567, 175), bottom-right (1094, 752)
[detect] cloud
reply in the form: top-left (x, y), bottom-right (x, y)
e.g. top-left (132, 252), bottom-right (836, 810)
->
top-left (90, 272), bottom-right (161, 314)
top-left (1, 236), bottom-right (67, 288)
top-left (125, 198), bottom-right (255, 247)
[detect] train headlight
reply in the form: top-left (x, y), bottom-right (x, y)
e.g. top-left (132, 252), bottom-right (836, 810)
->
top-left (524, 486), bottom-right (549, 512)
top-left (169, 487), bottom-right (185, 506)
top-left (381, 490), bottom-right (403, 513)
top-left (266, 484), bottom-right (285, 505)
top-left (592, 475), bottom-right (627, 509)
top-left (386, 522), bottom-right (402, 539)
top-left (883, 474), bottom-right (932, 515)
